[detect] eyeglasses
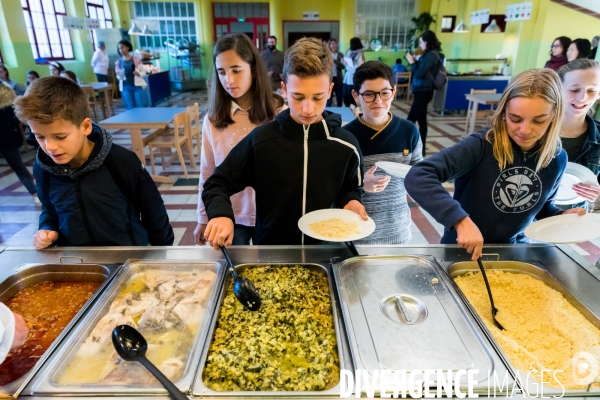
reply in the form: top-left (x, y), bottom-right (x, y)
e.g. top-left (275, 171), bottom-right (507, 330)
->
top-left (358, 89), bottom-right (394, 103)
top-left (551, 44), bottom-right (561, 48)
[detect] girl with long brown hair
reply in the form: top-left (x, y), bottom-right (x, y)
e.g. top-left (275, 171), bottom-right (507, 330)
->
top-left (194, 33), bottom-right (284, 245)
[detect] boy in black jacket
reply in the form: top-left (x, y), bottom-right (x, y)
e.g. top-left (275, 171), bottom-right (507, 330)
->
top-left (203, 37), bottom-right (367, 247)
top-left (14, 77), bottom-right (174, 249)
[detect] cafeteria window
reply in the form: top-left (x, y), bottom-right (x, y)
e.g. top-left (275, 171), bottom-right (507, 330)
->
top-left (131, 1), bottom-right (198, 50)
top-left (86, 0), bottom-right (113, 49)
top-left (355, 0), bottom-right (416, 51)
top-left (21, 0), bottom-right (74, 61)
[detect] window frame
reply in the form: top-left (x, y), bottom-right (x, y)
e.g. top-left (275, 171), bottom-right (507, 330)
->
top-left (85, 0), bottom-right (114, 49)
top-left (355, 0), bottom-right (416, 51)
top-left (131, 1), bottom-right (198, 50)
top-left (22, 0), bottom-right (75, 62)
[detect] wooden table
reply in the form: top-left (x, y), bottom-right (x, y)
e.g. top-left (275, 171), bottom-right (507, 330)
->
top-left (81, 83), bottom-right (113, 119)
top-left (326, 107), bottom-right (356, 126)
top-left (464, 93), bottom-right (502, 136)
top-left (100, 107), bottom-right (186, 183)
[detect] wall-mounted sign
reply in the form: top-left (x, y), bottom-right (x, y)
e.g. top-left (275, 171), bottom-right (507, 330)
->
top-left (61, 16), bottom-right (84, 30)
top-left (85, 18), bottom-right (100, 29)
top-left (302, 11), bottom-right (319, 20)
top-left (506, 2), bottom-right (533, 21)
top-left (470, 9), bottom-right (490, 25)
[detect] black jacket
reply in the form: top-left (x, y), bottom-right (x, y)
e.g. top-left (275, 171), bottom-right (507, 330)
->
top-left (202, 109), bottom-right (364, 245)
top-left (571, 115), bottom-right (600, 183)
top-left (34, 124), bottom-right (174, 247)
top-left (0, 88), bottom-right (22, 151)
top-left (410, 50), bottom-right (442, 93)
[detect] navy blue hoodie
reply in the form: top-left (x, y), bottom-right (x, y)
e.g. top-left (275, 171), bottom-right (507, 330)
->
top-left (405, 130), bottom-right (566, 244)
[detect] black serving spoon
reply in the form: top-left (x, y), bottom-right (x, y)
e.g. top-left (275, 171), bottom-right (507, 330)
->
top-left (111, 325), bottom-right (188, 400)
top-left (220, 246), bottom-right (261, 311)
top-left (476, 257), bottom-right (505, 330)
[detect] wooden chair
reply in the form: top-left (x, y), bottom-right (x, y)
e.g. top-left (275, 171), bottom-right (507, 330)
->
top-left (464, 88), bottom-right (497, 136)
top-left (81, 85), bottom-right (99, 121)
top-left (395, 71), bottom-right (412, 101)
top-left (146, 110), bottom-right (197, 179)
top-left (186, 102), bottom-right (201, 162)
top-left (18, 124), bottom-right (30, 152)
top-left (109, 70), bottom-right (120, 99)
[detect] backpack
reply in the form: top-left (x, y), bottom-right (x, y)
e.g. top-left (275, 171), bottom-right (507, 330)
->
top-left (429, 52), bottom-right (448, 90)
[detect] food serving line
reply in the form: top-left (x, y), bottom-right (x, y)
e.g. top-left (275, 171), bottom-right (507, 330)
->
top-left (0, 244), bottom-right (599, 399)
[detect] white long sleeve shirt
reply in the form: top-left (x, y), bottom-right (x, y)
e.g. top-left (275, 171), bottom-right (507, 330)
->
top-left (91, 49), bottom-right (109, 75)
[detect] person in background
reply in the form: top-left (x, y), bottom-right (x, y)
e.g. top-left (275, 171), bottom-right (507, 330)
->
top-left (13, 77), bottom-right (173, 249)
top-left (405, 68), bottom-right (585, 261)
top-left (342, 37), bottom-right (365, 107)
top-left (194, 34), bottom-right (285, 246)
top-left (557, 59), bottom-right (600, 212)
top-left (0, 64), bottom-right (25, 95)
top-left (60, 70), bottom-right (78, 83)
top-left (567, 38), bottom-right (592, 62)
top-left (26, 70), bottom-right (39, 87)
top-left (326, 38), bottom-right (345, 107)
top-left (48, 61), bottom-right (65, 77)
top-left (345, 61), bottom-right (422, 244)
top-left (405, 30), bottom-right (442, 157)
top-left (0, 303), bottom-right (28, 363)
top-left (91, 41), bottom-right (109, 83)
top-left (114, 40), bottom-right (148, 109)
top-left (0, 83), bottom-right (39, 204)
top-left (590, 36), bottom-right (600, 60)
top-left (260, 36), bottom-right (284, 91)
top-left (545, 36), bottom-right (571, 71)
top-left (202, 37), bottom-right (366, 248)
top-left (392, 58), bottom-right (408, 83)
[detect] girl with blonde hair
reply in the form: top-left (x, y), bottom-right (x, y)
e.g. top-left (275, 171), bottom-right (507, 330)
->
top-left (405, 68), bottom-right (585, 260)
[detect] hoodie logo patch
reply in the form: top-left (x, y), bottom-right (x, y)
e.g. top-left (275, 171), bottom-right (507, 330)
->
top-left (493, 167), bottom-right (542, 213)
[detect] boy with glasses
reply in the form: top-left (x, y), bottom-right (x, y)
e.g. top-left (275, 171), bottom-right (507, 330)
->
top-left (344, 61), bottom-right (422, 244)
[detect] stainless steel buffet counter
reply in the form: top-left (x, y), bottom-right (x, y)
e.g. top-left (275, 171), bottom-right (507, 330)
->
top-left (0, 244), bottom-right (597, 399)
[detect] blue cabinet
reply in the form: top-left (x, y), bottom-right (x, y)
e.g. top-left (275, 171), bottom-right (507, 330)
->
top-left (432, 76), bottom-right (510, 113)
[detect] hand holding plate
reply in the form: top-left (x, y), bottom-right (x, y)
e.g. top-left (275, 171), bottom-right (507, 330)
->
top-left (572, 182), bottom-right (600, 202)
top-left (343, 200), bottom-right (368, 221)
top-left (364, 165), bottom-right (391, 193)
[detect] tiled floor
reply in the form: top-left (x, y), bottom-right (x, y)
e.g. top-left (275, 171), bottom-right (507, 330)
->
top-left (1, 91), bottom-right (599, 265)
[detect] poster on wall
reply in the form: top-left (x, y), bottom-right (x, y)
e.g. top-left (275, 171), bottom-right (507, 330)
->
top-left (505, 2), bottom-right (533, 21)
top-left (85, 18), bottom-right (100, 29)
top-left (61, 16), bottom-right (84, 30)
top-left (470, 9), bottom-right (490, 25)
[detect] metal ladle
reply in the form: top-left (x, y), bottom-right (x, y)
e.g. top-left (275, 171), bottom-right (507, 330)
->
top-left (220, 246), bottom-right (261, 311)
top-left (476, 257), bottom-right (505, 330)
top-left (111, 325), bottom-right (188, 400)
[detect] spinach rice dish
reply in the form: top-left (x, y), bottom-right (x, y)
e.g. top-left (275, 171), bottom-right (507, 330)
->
top-left (203, 265), bottom-right (340, 391)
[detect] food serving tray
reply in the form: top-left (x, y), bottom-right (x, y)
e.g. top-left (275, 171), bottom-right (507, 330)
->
top-left (448, 260), bottom-right (600, 397)
top-left (331, 255), bottom-right (509, 396)
top-left (0, 261), bottom-right (119, 399)
top-left (192, 263), bottom-right (350, 397)
top-left (30, 259), bottom-right (225, 396)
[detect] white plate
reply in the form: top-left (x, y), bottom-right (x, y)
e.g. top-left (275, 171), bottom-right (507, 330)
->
top-left (0, 303), bottom-right (15, 364)
top-left (524, 213), bottom-right (600, 243)
top-left (375, 161), bottom-right (412, 178)
top-left (555, 162), bottom-right (598, 205)
top-left (298, 209), bottom-right (376, 242)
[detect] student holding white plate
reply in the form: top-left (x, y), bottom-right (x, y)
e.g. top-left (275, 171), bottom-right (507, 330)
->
top-left (344, 61), bottom-right (422, 244)
top-left (557, 59), bottom-right (600, 212)
top-left (405, 69), bottom-right (585, 261)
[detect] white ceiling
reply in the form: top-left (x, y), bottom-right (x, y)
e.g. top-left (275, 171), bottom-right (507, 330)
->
top-left (562, 0), bottom-right (600, 14)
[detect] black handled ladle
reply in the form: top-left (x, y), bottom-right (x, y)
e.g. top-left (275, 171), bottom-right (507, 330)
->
top-left (111, 325), bottom-right (188, 400)
top-left (476, 257), bottom-right (505, 330)
top-left (220, 246), bottom-right (261, 311)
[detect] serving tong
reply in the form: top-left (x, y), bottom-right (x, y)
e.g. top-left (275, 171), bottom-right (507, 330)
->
top-left (476, 256), bottom-right (505, 330)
